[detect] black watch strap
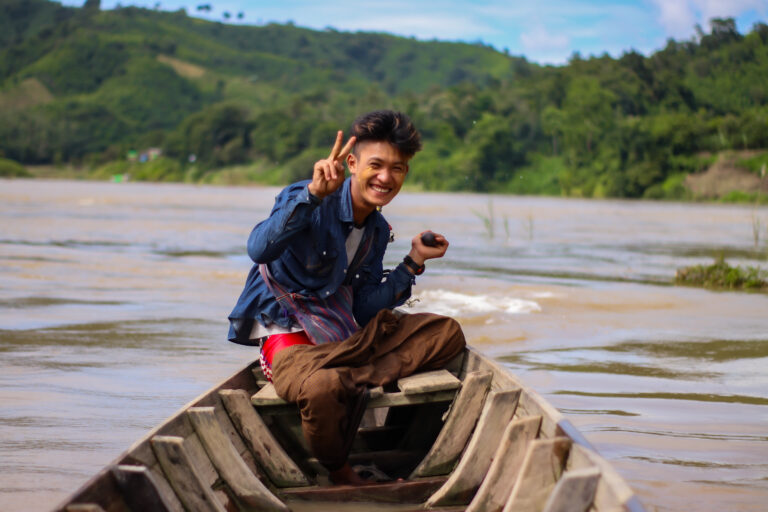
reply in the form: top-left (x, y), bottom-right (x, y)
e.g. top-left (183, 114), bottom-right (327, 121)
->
top-left (403, 255), bottom-right (425, 275)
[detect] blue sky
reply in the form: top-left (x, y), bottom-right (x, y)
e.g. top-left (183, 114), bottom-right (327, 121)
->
top-left (60, 0), bottom-right (768, 64)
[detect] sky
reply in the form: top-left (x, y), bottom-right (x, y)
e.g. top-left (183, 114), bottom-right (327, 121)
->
top-left (59, 0), bottom-right (768, 64)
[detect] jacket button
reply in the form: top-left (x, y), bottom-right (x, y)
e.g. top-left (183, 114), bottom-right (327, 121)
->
top-left (355, 274), bottom-right (359, 278)
top-left (325, 291), bottom-right (330, 296)
top-left (323, 251), bottom-right (326, 255)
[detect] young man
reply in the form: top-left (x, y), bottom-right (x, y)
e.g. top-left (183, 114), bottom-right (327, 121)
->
top-left (228, 110), bottom-right (465, 485)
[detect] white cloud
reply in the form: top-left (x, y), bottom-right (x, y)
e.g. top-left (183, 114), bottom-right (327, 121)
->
top-left (649, 0), bottom-right (768, 38)
top-left (693, 0), bottom-right (767, 21)
top-left (333, 13), bottom-right (497, 41)
top-left (650, 0), bottom-right (698, 36)
top-left (520, 25), bottom-right (570, 53)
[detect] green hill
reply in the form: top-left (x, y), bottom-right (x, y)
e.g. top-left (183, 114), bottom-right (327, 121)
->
top-left (0, 0), bottom-right (767, 200)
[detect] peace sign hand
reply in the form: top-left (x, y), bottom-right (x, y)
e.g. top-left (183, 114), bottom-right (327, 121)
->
top-left (308, 131), bottom-right (356, 200)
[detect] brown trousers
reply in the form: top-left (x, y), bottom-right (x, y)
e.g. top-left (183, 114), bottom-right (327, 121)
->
top-left (271, 310), bottom-right (466, 470)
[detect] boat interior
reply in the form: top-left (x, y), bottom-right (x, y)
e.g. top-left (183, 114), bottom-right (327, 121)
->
top-left (58, 347), bottom-right (644, 512)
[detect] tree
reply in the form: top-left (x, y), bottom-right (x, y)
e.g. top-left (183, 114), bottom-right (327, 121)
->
top-left (541, 106), bottom-right (565, 155)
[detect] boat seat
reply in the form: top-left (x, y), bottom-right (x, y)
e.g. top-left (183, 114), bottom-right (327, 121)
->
top-left (251, 369), bottom-right (461, 409)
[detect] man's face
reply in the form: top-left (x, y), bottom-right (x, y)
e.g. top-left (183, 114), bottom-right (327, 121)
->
top-left (347, 140), bottom-right (409, 214)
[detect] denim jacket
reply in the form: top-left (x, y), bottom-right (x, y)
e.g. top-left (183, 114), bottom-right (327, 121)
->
top-left (228, 178), bottom-right (415, 345)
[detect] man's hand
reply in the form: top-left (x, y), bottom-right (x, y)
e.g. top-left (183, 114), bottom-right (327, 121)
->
top-left (408, 231), bottom-right (449, 266)
top-left (308, 131), bottom-right (356, 200)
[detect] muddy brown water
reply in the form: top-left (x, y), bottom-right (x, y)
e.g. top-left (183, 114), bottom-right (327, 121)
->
top-left (1, 179), bottom-right (767, 511)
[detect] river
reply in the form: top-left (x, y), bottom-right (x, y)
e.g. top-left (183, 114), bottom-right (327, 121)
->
top-left (1, 178), bottom-right (767, 511)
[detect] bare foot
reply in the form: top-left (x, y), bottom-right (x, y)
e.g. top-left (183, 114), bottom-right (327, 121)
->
top-left (328, 463), bottom-right (376, 486)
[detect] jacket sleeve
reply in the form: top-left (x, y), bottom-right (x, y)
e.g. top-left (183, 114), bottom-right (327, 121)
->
top-left (247, 182), bottom-right (321, 264)
top-left (352, 234), bottom-right (415, 327)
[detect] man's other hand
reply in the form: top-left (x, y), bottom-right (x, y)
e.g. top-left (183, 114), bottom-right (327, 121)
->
top-left (308, 131), bottom-right (356, 199)
top-left (409, 231), bottom-right (449, 266)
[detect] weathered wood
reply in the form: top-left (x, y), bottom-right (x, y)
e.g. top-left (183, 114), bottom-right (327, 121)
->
top-left (282, 476), bottom-right (447, 503)
top-left (502, 437), bottom-right (572, 512)
top-left (368, 389), bottom-right (457, 408)
top-left (65, 505), bottom-right (105, 512)
top-left (180, 426), bottom-right (221, 487)
top-left (426, 389), bottom-right (521, 506)
top-left (252, 367), bottom-right (268, 385)
top-left (110, 464), bottom-right (179, 512)
top-left (252, 383), bottom-right (287, 406)
top-left (542, 467), bottom-right (601, 512)
top-left (515, 390), bottom-right (561, 440)
top-left (397, 369), bottom-right (461, 395)
top-left (55, 348), bottom-right (644, 512)
top-left (219, 389), bottom-right (310, 488)
top-left (410, 371), bottom-right (493, 478)
top-left (146, 464), bottom-right (186, 512)
top-left (462, 350), bottom-right (562, 439)
top-left (252, 382), bottom-right (457, 409)
top-left (567, 443), bottom-right (639, 512)
top-left (187, 407), bottom-right (289, 512)
top-left (369, 386), bottom-right (385, 400)
top-left (150, 435), bottom-right (226, 512)
top-left (465, 415), bottom-right (542, 512)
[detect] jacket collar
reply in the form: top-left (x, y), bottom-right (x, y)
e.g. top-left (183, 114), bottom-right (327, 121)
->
top-left (339, 177), bottom-right (382, 229)
top-left (339, 178), bottom-right (355, 224)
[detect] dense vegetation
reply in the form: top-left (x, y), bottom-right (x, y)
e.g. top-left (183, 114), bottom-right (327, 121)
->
top-left (676, 257), bottom-right (768, 291)
top-left (1, 0), bottom-right (768, 199)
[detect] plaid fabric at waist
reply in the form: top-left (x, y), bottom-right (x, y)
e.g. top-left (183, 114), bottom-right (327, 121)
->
top-left (259, 331), bottom-right (314, 382)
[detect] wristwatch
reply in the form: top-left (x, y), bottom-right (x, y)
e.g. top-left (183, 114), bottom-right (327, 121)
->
top-left (403, 255), bottom-right (425, 275)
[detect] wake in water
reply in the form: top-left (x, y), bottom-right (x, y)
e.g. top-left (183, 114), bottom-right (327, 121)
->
top-left (405, 289), bottom-right (542, 319)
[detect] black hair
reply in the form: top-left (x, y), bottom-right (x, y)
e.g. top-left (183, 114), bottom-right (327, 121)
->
top-left (351, 110), bottom-right (422, 158)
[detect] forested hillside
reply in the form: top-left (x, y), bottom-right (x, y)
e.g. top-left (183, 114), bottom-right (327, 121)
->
top-left (1, 0), bottom-right (767, 199)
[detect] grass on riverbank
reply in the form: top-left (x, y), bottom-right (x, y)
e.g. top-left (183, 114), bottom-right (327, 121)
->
top-left (676, 257), bottom-right (768, 291)
top-left (0, 158), bottom-right (32, 178)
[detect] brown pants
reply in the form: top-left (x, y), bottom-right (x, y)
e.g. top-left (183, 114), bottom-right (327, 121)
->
top-left (271, 310), bottom-right (466, 470)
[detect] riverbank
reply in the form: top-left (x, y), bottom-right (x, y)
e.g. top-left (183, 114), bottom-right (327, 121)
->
top-left (10, 149), bottom-right (768, 204)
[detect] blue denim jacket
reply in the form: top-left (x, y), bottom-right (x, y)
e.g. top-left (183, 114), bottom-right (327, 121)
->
top-left (228, 178), bottom-right (415, 345)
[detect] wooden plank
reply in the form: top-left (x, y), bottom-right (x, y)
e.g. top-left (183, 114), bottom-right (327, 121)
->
top-left (187, 407), bottom-right (289, 512)
top-left (150, 435), bottom-right (227, 512)
top-left (515, 390), bottom-right (561, 440)
top-left (282, 476), bottom-right (447, 503)
top-left (426, 389), bottom-right (521, 507)
top-left (110, 464), bottom-right (179, 512)
top-left (368, 389), bottom-right (457, 408)
top-left (566, 443), bottom-right (639, 512)
top-left (146, 464), bottom-right (186, 512)
top-left (65, 505), bottom-right (105, 512)
top-left (252, 367), bottom-right (268, 385)
top-left (462, 349), bottom-right (563, 440)
top-left (465, 415), bottom-right (542, 512)
top-left (252, 383), bottom-right (457, 409)
top-left (219, 389), bottom-right (310, 488)
top-left (542, 467), bottom-right (601, 512)
top-left (397, 370), bottom-right (461, 395)
top-left (252, 383), bottom-right (287, 406)
top-left (182, 428), bottom-right (221, 488)
top-left (502, 437), bottom-right (572, 512)
top-left (410, 371), bottom-right (493, 478)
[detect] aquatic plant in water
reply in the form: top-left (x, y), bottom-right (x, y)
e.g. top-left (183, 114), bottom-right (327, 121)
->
top-left (676, 256), bottom-right (768, 291)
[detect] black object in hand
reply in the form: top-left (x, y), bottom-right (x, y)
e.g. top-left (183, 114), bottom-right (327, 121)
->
top-left (421, 231), bottom-right (438, 247)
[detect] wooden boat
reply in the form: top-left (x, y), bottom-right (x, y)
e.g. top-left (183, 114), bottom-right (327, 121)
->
top-left (56, 345), bottom-right (645, 512)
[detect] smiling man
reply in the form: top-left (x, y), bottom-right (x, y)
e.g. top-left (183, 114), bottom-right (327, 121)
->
top-left (228, 110), bottom-right (465, 485)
